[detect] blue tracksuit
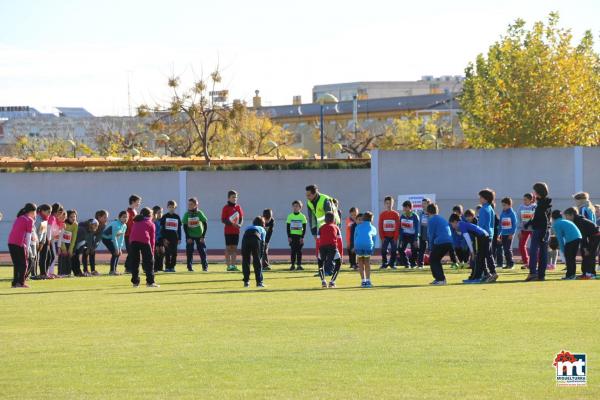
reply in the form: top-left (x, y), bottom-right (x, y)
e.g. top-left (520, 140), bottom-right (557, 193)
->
top-left (552, 218), bottom-right (582, 253)
top-left (580, 206), bottom-right (597, 224)
top-left (499, 208), bottom-right (518, 236)
top-left (427, 215), bottom-right (453, 245)
top-left (478, 203), bottom-right (495, 237)
top-left (354, 222), bottom-right (377, 252)
top-left (400, 212), bottom-right (420, 239)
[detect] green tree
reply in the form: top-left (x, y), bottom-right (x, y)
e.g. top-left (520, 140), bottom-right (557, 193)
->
top-left (460, 12), bottom-right (600, 148)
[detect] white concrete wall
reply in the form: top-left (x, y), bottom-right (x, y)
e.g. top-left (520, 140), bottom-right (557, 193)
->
top-left (0, 169), bottom-right (371, 251)
top-left (371, 147), bottom-right (600, 246)
top-left (2, 147), bottom-right (599, 252)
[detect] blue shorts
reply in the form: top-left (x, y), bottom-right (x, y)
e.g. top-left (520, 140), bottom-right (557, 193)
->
top-left (355, 248), bottom-right (374, 257)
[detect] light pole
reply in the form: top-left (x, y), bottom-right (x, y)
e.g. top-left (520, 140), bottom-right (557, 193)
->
top-left (157, 133), bottom-right (170, 156)
top-left (316, 93), bottom-right (338, 160)
top-left (66, 139), bottom-right (77, 158)
top-left (267, 140), bottom-right (280, 159)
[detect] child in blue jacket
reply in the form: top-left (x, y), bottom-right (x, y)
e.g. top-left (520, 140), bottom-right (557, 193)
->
top-left (497, 197), bottom-right (518, 269)
top-left (477, 189), bottom-right (498, 282)
top-left (354, 212), bottom-right (377, 288)
top-left (398, 201), bottom-right (420, 268)
top-left (551, 210), bottom-right (582, 280)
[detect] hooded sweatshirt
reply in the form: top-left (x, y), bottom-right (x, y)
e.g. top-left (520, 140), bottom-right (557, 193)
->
top-left (525, 197), bottom-right (552, 232)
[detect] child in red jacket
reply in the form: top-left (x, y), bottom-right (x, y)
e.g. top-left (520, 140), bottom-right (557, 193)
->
top-left (317, 212), bottom-right (343, 288)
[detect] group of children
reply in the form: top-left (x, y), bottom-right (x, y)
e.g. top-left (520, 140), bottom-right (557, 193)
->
top-left (343, 183), bottom-right (600, 286)
top-left (6, 182), bottom-right (600, 289)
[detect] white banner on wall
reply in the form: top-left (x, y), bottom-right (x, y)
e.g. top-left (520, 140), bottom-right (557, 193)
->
top-left (397, 194), bottom-right (436, 211)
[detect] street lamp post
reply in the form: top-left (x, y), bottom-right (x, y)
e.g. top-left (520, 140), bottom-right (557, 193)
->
top-left (66, 139), bottom-right (77, 158)
top-left (157, 133), bottom-right (170, 156)
top-left (316, 93), bottom-right (339, 160)
top-left (267, 141), bottom-right (280, 159)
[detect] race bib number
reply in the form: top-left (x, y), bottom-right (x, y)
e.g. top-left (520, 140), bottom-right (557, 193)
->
top-left (521, 210), bottom-right (533, 222)
top-left (383, 219), bottom-right (396, 232)
top-left (229, 211), bottom-right (239, 224)
top-left (188, 217), bottom-right (200, 228)
top-left (290, 220), bottom-right (303, 230)
top-left (62, 231), bottom-right (72, 244)
top-left (165, 218), bottom-right (178, 231)
top-left (401, 219), bottom-right (414, 231)
top-left (501, 218), bottom-right (513, 230)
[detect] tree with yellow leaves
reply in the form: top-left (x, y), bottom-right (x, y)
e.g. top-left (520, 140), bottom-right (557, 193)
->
top-left (460, 12), bottom-right (600, 148)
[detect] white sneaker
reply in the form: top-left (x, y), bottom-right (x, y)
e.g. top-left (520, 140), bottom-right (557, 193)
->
top-left (132, 284), bottom-right (140, 288)
top-left (430, 280), bottom-right (447, 286)
top-left (146, 283), bottom-right (160, 288)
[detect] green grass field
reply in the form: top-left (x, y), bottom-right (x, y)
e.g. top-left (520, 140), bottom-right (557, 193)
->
top-left (0, 263), bottom-right (598, 399)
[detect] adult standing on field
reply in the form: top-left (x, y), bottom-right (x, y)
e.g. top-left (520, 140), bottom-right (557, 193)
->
top-left (305, 184), bottom-right (342, 274)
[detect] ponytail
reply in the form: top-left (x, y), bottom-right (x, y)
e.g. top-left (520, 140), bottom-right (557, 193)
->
top-left (17, 203), bottom-right (37, 217)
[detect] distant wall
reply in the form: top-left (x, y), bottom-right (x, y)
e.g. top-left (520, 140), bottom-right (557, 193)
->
top-left (370, 147), bottom-right (600, 245)
top-left (1, 147), bottom-right (599, 252)
top-left (0, 169), bottom-right (371, 251)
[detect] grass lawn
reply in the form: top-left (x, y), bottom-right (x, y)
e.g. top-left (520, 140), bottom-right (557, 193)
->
top-left (0, 263), bottom-right (597, 399)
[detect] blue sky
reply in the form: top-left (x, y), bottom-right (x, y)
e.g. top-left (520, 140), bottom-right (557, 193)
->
top-left (1, 0), bottom-right (598, 116)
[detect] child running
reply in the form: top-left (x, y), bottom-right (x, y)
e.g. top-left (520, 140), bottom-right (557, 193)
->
top-left (102, 211), bottom-right (128, 275)
top-left (354, 211), bottom-right (377, 288)
top-left (7, 203), bottom-right (36, 288)
top-left (286, 200), bottom-right (307, 271)
top-left (241, 216), bottom-right (267, 288)
top-left (317, 212), bottom-right (343, 288)
top-left (183, 197), bottom-right (209, 272)
top-left (221, 190), bottom-right (244, 272)
top-left (379, 196), bottom-right (400, 269)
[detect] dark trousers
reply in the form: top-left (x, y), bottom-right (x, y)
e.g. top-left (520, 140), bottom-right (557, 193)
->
top-left (318, 245), bottom-right (342, 282)
top-left (347, 247), bottom-right (357, 268)
top-left (472, 236), bottom-right (492, 280)
top-left (58, 251), bottom-right (71, 276)
top-left (564, 239), bottom-right (581, 277)
top-left (82, 250), bottom-right (96, 272)
top-left (38, 242), bottom-right (51, 276)
top-left (186, 237), bottom-right (207, 270)
top-left (130, 242), bottom-right (155, 285)
top-left (398, 235), bottom-right (418, 267)
top-left (262, 242), bottom-right (271, 268)
top-left (582, 235), bottom-right (600, 275)
top-left (9, 244), bottom-right (27, 287)
top-left (290, 236), bottom-right (303, 266)
top-left (491, 234), bottom-right (500, 262)
top-left (429, 243), bottom-right (452, 282)
top-left (496, 235), bottom-right (514, 267)
top-left (381, 236), bottom-right (397, 267)
top-left (455, 247), bottom-right (470, 263)
top-left (71, 248), bottom-right (84, 276)
top-left (418, 234), bottom-right (428, 266)
top-left (154, 244), bottom-right (165, 272)
top-left (529, 229), bottom-right (549, 279)
top-left (242, 234), bottom-right (264, 283)
top-left (124, 237), bottom-right (132, 272)
top-left (102, 239), bottom-right (121, 273)
top-left (162, 238), bottom-right (177, 269)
